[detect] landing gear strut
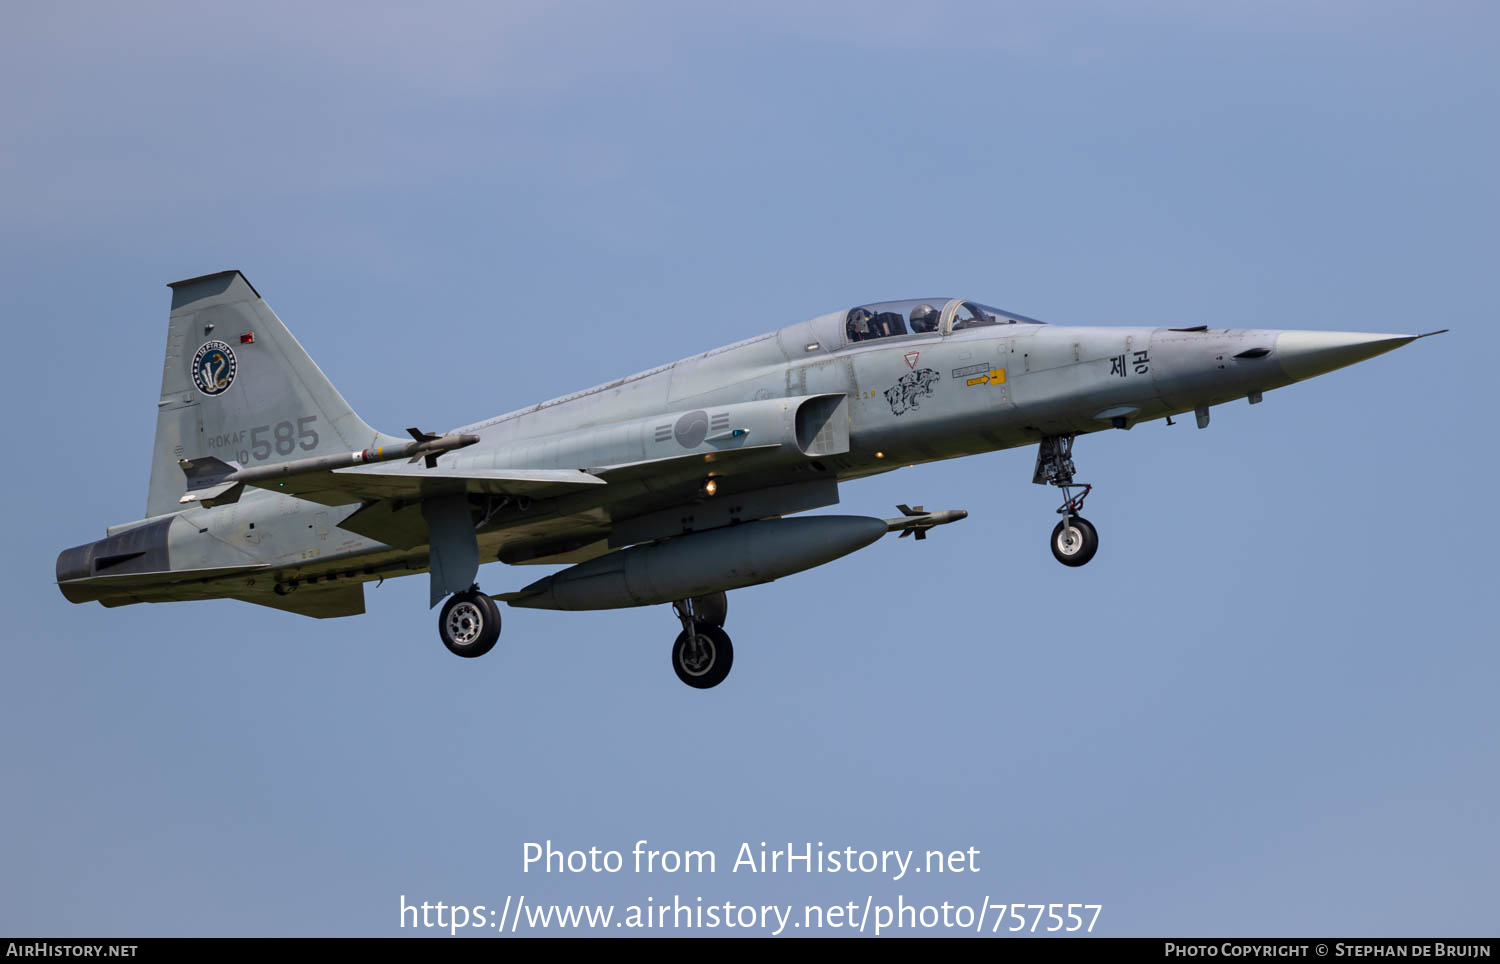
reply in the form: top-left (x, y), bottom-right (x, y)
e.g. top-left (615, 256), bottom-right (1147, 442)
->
top-left (439, 586), bottom-right (501, 658)
top-left (670, 595), bottom-right (733, 689)
top-left (1034, 435), bottom-right (1099, 567)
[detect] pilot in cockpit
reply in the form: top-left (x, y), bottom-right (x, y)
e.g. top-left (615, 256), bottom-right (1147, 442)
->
top-left (910, 303), bottom-right (940, 333)
top-left (847, 307), bottom-right (874, 342)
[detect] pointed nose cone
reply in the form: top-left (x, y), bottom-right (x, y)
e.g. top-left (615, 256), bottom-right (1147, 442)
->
top-left (1275, 330), bottom-right (1420, 381)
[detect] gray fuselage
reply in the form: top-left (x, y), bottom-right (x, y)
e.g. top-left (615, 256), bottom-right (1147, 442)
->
top-left (59, 295), bottom-right (1419, 612)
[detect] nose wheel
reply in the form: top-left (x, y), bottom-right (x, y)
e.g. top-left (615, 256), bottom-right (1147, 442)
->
top-left (1051, 516), bottom-right (1098, 566)
top-left (671, 597), bottom-right (734, 688)
top-left (1035, 434), bottom-right (1101, 567)
top-left (438, 587), bottom-right (501, 658)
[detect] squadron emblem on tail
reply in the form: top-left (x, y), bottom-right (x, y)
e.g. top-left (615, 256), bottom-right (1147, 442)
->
top-left (191, 341), bottom-right (237, 396)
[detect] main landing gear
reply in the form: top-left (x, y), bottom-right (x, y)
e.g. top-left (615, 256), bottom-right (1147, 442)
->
top-left (438, 586), bottom-right (501, 658)
top-left (670, 592), bottom-right (733, 689)
top-left (1034, 435), bottom-right (1099, 567)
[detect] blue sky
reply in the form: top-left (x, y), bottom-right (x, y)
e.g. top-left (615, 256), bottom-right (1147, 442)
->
top-left (2, 1), bottom-right (1495, 937)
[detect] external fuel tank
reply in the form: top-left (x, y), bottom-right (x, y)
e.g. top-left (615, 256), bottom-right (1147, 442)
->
top-left (504, 515), bottom-right (889, 611)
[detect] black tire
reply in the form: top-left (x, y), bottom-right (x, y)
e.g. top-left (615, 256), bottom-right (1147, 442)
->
top-left (671, 622), bottom-right (734, 689)
top-left (439, 590), bottom-right (501, 658)
top-left (1050, 516), bottom-right (1099, 567)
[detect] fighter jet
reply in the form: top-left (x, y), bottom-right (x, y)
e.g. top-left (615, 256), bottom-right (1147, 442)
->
top-left (56, 271), bottom-right (1443, 688)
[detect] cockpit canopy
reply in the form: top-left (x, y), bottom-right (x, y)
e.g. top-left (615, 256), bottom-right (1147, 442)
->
top-left (843, 298), bottom-right (1045, 344)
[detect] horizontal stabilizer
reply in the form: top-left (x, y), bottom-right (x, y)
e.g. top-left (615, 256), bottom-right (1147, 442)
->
top-left (57, 563), bottom-right (270, 605)
top-left (58, 563), bottom-right (270, 588)
top-left (231, 584), bottom-right (365, 619)
top-left (179, 455), bottom-right (243, 489)
top-left (175, 455), bottom-right (248, 506)
top-left (179, 481), bottom-right (244, 507)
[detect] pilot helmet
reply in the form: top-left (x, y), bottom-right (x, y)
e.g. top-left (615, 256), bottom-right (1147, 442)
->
top-left (910, 303), bottom-right (938, 332)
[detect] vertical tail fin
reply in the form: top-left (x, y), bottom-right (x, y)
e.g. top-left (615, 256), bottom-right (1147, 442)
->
top-left (146, 270), bottom-right (398, 518)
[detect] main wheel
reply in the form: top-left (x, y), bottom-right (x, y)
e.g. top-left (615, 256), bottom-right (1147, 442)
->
top-left (1050, 516), bottom-right (1099, 567)
top-left (439, 590), bottom-right (501, 658)
top-left (671, 622), bottom-right (734, 689)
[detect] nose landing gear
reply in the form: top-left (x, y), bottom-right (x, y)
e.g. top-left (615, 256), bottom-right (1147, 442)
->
top-left (1034, 435), bottom-right (1100, 567)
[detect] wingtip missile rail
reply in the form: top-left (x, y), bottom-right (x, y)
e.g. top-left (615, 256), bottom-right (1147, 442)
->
top-left (177, 432), bottom-right (480, 506)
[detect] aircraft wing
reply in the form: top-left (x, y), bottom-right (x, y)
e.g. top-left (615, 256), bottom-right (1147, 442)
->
top-left (586, 443), bottom-right (784, 482)
top-left (242, 465), bottom-right (607, 506)
top-left (288, 447), bottom-right (787, 550)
